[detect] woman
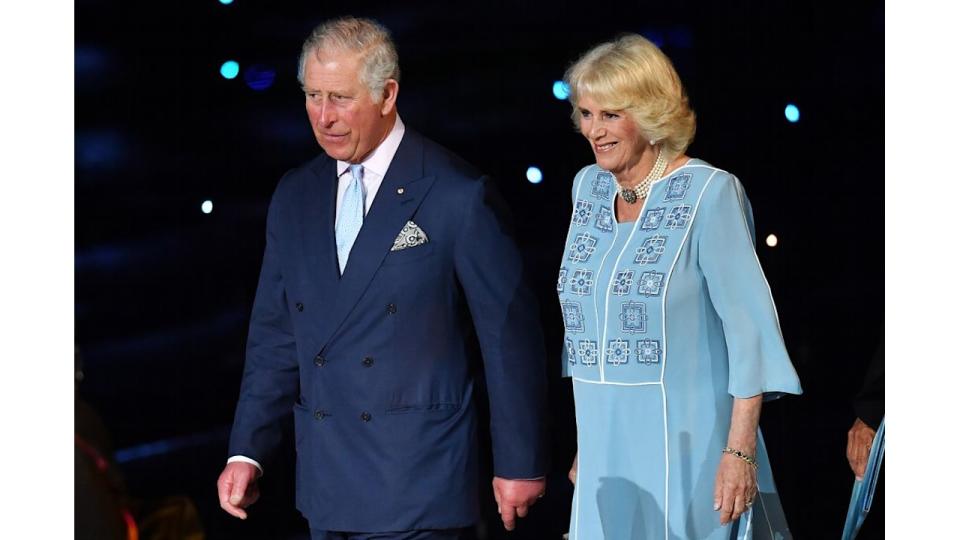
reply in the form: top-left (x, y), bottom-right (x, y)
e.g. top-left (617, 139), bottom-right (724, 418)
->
top-left (558, 34), bottom-right (802, 539)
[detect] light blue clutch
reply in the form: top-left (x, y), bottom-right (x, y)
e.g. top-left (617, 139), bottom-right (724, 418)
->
top-left (841, 418), bottom-right (885, 540)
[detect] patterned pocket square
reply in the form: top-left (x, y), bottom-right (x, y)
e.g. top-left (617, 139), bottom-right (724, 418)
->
top-left (391, 221), bottom-right (429, 251)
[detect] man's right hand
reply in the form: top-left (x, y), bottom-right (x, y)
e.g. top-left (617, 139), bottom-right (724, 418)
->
top-left (217, 462), bottom-right (262, 519)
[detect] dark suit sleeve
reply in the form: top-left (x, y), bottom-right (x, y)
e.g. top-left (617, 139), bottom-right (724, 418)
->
top-left (453, 177), bottom-right (548, 479)
top-left (228, 183), bottom-right (301, 466)
top-left (854, 343), bottom-right (884, 430)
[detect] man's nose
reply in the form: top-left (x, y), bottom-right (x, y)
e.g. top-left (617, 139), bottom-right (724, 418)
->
top-left (319, 101), bottom-right (336, 125)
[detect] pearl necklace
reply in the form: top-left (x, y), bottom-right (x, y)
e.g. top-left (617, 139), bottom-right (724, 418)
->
top-left (615, 147), bottom-right (668, 204)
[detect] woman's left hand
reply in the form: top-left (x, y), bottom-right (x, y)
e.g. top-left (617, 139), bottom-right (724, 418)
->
top-left (713, 453), bottom-right (758, 525)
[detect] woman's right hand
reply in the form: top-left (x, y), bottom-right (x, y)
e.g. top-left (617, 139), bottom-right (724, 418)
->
top-left (568, 452), bottom-right (578, 485)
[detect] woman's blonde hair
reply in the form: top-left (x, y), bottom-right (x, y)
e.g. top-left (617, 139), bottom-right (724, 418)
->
top-left (564, 34), bottom-right (696, 159)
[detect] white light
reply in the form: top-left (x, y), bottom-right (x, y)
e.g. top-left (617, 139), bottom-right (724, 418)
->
top-left (202, 200), bottom-right (213, 214)
top-left (526, 166), bottom-right (543, 184)
top-left (765, 233), bottom-right (778, 247)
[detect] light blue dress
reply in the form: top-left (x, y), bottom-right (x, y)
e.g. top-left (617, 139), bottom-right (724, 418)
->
top-left (558, 160), bottom-right (803, 540)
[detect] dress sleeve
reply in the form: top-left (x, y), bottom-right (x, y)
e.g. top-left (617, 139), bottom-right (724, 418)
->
top-left (696, 173), bottom-right (802, 400)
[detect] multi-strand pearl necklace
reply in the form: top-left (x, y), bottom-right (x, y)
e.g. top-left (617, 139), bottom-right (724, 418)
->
top-left (615, 147), bottom-right (668, 204)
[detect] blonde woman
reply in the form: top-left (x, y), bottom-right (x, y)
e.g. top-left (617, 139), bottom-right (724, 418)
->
top-left (558, 34), bottom-right (802, 539)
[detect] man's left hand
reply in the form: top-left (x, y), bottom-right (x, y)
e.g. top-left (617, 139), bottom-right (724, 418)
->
top-left (492, 477), bottom-right (545, 531)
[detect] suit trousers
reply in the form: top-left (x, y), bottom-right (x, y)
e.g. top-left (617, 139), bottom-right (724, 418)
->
top-left (310, 529), bottom-right (470, 540)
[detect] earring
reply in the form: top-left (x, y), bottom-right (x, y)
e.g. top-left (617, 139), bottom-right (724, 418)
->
top-left (649, 139), bottom-right (657, 145)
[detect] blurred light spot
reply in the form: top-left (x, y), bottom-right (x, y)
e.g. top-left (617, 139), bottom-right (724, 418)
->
top-left (766, 234), bottom-right (778, 247)
top-left (202, 200), bottom-right (213, 214)
top-left (643, 29), bottom-right (665, 48)
top-left (220, 60), bottom-right (239, 80)
top-left (75, 46), bottom-right (108, 75)
top-left (666, 26), bottom-right (694, 49)
top-left (552, 80), bottom-right (570, 100)
top-left (244, 64), bottom-right (276, 91)
top-left (76, 131), bottom-right (126, 170)
top-left (526, 166), bottom-right (543, 184)
top-left (219, 0), bottom-right (234, 4)
top-left (784, 104), bottom-right (800, 123)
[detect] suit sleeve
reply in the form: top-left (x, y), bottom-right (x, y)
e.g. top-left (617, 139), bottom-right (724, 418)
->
top-left (227, 180), bottom-right (301, 466)
top-left (697, 174), bottom-right (802, 400)
top-left (854, 343), bottom-right (884, 429)
top-left (453, 177), bottom-right (548, 479)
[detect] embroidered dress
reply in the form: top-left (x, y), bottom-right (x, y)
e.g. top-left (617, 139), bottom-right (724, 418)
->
top-left (559, 160), bottom-right (802, 540)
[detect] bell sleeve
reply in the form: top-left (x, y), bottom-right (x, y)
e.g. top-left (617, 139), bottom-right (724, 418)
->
top-left (696, 172), bottom-right (802, 400)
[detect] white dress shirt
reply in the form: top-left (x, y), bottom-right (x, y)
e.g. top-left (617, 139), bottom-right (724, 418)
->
top-left (335, 115), bottom-right (405, 222)
top-left (227, 116), bottom-right (406, 475)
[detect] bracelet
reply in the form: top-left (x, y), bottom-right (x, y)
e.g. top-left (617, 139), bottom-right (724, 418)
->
top-left (722, 447), bottom-right (758, 470)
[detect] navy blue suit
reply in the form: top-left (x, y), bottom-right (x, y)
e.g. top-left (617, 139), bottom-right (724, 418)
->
top-left (228, 129), bottom-right (548, 532)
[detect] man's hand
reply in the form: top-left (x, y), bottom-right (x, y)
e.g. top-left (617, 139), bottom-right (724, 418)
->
top-left (847, 417), bottom-right (877, 479)
top-left (568, 453), bottom-right (578, 485)
top-left (217, 462), bottom-right (262, 519)
top-left (492, 477), bottom-right (545, 531)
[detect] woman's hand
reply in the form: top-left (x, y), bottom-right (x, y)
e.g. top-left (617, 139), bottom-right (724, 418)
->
top-left (713, 452), bottom-right (757, 525)
top-left (569, 452), bottom-right (578, 485)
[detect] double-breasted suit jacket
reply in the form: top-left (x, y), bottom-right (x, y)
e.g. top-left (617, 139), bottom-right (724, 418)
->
top-left (228, 129), bottom-right (548, 532)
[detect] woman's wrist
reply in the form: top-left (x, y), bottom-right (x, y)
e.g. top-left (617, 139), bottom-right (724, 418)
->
top-left (721, 446), bottom-right (759, 469)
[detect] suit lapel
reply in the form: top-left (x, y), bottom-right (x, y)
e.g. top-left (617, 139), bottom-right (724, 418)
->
top-left (315, 130), bottom-right (437, 351)
top-left (300, 158), bottom-right (340, 304)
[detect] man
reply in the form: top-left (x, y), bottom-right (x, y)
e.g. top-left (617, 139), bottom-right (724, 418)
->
top-left (216, 16), bottom-right (548, 540)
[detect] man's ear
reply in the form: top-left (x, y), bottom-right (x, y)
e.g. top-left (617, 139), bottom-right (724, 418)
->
top-left (379, 79), bottom-right (399, 115)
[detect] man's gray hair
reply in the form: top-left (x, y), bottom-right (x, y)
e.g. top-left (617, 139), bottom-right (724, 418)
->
top-left (297, 16), bottom-right (400, 102)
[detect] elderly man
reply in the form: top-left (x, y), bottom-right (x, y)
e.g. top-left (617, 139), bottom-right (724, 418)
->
top-left (216, 16), bottom-right (548, 540)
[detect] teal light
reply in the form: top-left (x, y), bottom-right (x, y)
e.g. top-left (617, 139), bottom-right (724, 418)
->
top-left (784, 103), bottom-right (800, 123)
top-left (219, 0), bottom-right (234, 5)
top-left (220, 61), bottom-right (240, 80)
top-left (552, 81), bottom-right (570, 100)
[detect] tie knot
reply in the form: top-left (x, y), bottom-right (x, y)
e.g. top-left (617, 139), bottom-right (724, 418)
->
top-left (348, 164), bottom-right (364, 181)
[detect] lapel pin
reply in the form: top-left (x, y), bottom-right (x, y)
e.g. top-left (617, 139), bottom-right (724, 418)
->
top-left (397, 187), bottom-right (405, 195)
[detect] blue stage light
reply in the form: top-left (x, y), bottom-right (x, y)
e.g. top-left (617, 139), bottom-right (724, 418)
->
top-left (244, 64), bottom-right (276, 91)
top-left (526, 166), bottom-right (543, 184)
top-left (220, 60), bottom-right (239, 80)
top-left (202, 200), bottom-right (213, 214)
top-left (219, 0), bottom-right (234, 5)
top-left (784, 103), bottom-right (800, 123)
top-left (552, 81), bottom-right (570, 100)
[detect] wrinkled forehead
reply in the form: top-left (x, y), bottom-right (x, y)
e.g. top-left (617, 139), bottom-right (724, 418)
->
top-left (303, 47), bottom-right (366, 87)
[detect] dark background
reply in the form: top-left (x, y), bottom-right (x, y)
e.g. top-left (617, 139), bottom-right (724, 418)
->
top-left (75, 0), bottom-right (884, 538)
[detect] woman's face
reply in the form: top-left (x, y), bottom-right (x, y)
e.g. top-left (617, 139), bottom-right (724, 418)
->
top-left (577, 94), bottom-right (646, 178)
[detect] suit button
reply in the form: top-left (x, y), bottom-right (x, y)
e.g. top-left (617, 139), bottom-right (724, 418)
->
top-left (296, 302), bottom-right (304, 312)
top-left (360, 411), bottom-right (372, 422)
top-left (386, 303), bottom-right (397, 314)
top-left (314, 354), bottom-right (326, 367)
top-left (314, 410), bottom-right (327, 420)
top-left (362, 357), bottom-right (374, 367)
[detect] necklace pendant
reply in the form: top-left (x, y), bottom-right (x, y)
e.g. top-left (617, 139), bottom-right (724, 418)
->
top-left (621, 189), bottom-right (638, 204)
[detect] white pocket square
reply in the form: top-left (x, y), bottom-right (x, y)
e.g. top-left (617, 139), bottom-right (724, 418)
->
top-left (391, 221), bottom-right (429, 251)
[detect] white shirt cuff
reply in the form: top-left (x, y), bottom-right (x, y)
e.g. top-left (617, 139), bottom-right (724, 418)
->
top-left (227, 455), bottom-right (263, 475)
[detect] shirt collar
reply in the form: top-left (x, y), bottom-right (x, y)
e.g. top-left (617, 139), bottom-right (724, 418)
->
top-left (336, 115), bottom-right (405, 178)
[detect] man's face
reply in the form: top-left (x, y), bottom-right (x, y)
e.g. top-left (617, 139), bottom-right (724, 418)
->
top-left (302, 48), bottom-right (397, 163)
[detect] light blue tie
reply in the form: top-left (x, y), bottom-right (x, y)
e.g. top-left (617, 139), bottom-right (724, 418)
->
top-left (336, 164), bottom-right (366, 274)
